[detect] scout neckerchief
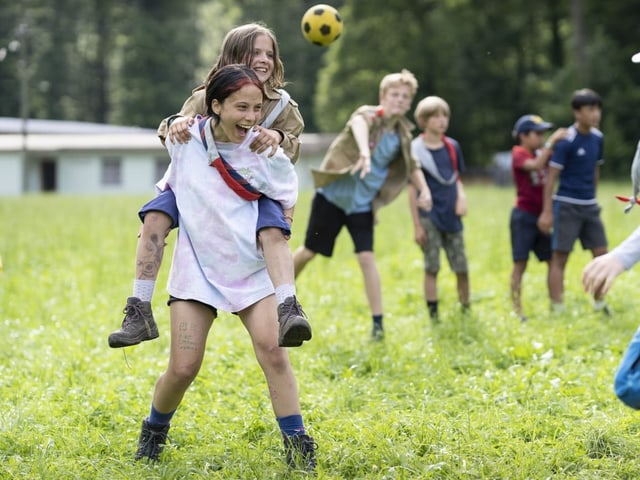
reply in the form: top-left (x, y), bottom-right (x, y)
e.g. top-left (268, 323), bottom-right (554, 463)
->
top-left (415, 134), bottom-right (459, 185)
top-left (198, 116), bottom-right (262, 201)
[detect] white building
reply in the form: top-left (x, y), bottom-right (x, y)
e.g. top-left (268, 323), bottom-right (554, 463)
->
top-left (0, 117), bottom-right (169, 196)
top-left (0, 117), bottom-right (333, 196)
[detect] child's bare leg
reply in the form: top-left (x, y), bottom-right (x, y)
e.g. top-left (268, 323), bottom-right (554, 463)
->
top-left (511, 260), bottom-right (527, 319)
top-left (240, 296), bottom-right (316, 472)
top-left (456, 272), bottom-right (470, 308)
top-left (259, 227), bottom-right (312, 348)
top-left (108, 211), bottom-right (172, 348)
top-left (425, 272), bottom-right (438, 320)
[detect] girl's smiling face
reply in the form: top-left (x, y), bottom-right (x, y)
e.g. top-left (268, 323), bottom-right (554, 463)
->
top-left (212, 84), bottom-right (263, 143)
top-left (249, 34), bottom-right (275, 84)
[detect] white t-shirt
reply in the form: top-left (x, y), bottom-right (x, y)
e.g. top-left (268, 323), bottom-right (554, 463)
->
top-left (162, 119), bottom-right (296, 312)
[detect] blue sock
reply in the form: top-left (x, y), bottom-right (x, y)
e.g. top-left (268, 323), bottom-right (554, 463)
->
top-left (277, 414), bottom-right (305, 437)
top-left (148, 404), bottom-right (176, 426)
top-left (372, 314), bottom-right (383, 328)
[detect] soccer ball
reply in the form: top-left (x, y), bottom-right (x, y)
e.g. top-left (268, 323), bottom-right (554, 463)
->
top-left (301, 4), bottom-right (343, 47)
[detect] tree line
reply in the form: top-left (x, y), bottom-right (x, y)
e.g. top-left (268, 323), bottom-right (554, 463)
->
top-left (1, 0), bottom-right (639, 175)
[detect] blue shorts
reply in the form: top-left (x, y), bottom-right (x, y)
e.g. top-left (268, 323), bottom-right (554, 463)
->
top-left (257, 196), bottom-right (291, 236)
top-left (139, 189), bottom-right (179, 229)
top-left (138, 189), bottom-right (289, 236)
top-left (510, 207), bottom-right (551, 262)
top-left (303, 192), bottom-right (374, 257)
top-left (615, 326), bottom-right (640, 409)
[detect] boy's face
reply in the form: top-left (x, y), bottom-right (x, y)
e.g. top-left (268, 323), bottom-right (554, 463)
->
top-left (424, 111), bottom-right (449, 136)
top-left (574, 104), bottom-right (601, 130)
top-left (521, 130), bottom-right (544, 150)
top-left (380, 84), bottom-right (413, 118)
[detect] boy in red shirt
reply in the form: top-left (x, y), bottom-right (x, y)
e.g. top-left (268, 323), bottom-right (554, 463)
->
top-left (510, 115), bottom-right (566, 321)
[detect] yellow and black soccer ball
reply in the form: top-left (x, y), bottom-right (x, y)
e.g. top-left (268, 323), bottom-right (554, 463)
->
top-left (301, 4), bottom-right (343, 47)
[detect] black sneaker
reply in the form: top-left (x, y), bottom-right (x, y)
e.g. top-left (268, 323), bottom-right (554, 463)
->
top-left (108, 297), bottom-right (159, 348)
top-left (135, 419), bottom-right (169, 462)
top-left (371, 323), bottom-right (384, 341)
top-left (277, 296), bottom-right (312, 347)
top-left (284, 433), bottom-right (317, 473)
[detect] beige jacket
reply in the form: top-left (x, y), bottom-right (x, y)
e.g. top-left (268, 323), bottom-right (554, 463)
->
top-left (311, 105), bottom-right (420, 213)
top-left (157, 85), bottom-right (304, 163)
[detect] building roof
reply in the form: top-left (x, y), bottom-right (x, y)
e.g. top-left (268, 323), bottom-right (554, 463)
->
top-left (0, 117), bottom-right (163, 153)
top-left (0, 117), bottom-right (157, 135)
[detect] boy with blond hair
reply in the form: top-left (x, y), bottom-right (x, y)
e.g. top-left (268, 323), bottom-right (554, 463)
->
top-left (409, 96), bottom-right (468, 321)
top-left (293, 69), bottom-right (432, 339)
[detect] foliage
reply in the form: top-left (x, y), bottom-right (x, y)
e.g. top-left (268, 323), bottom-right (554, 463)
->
top-left (2, 182), bottom-right (640, 478)
top-left (0, 1), bottom-right (639, 170)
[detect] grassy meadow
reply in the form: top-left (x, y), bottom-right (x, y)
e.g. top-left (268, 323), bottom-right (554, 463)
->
top-left (2, 182), bottom-right (640, 479)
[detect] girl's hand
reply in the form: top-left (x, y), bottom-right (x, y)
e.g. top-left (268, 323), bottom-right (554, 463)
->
top-left (250, 126), bottom-right (280, 157)
top-left (582, 254), bottom-right (625, 296)
top-left (168, 116), bottom-right (195, 144)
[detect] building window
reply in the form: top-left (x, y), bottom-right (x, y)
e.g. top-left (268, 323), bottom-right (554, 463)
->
top-left (155, 157), bottom-right (170, 181)
top-left (102, 157), bottom-right (121, 185)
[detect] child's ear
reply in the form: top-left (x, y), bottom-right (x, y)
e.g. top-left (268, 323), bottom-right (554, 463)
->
top-left (211, 99), bottom-right (221, 115)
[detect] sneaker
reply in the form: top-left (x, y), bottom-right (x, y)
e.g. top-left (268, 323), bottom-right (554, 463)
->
top-left (135, 419), bottom-right (169, 462)
top-left (284, 433), bottom-right (317, 473)
top-left (371, 323), bottom-right (384, 341)
top-left (108, 297), bottom-right (159, 348)
top-left (277, 296), bottom-right (312, 347)
top-left (594, 300), bottom-right (613, 316)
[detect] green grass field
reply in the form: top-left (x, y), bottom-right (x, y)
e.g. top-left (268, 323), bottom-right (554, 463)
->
top-left (2, 182), bottom-right (640, 479)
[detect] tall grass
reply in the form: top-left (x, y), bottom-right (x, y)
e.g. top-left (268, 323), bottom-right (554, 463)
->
top-left (1, 182), bottom-right (640, 479)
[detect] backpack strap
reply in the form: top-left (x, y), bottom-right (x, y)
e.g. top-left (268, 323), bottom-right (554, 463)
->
top-left (442, 135), bottom-right (460, 182)
top-left (261, 88), bottom-right (291, 129)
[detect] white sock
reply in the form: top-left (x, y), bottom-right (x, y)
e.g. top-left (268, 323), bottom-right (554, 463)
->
top-left (275, 284), bottom-right (296, 305)
top-left (594, 300), bottom-right (608, 311)
top-left (133, 279), bottom-right (156, 302)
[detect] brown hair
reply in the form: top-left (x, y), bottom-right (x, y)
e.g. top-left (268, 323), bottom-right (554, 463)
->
top-left (414, 96), bottom-right (450, 130)
top-left (204, 23), bottom-right (285, 89)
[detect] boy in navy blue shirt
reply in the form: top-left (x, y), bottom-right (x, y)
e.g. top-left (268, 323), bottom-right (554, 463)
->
top-left (538, 88), bottom-right (609, 313)
top-left (409, 96), bottom-right (469, 321)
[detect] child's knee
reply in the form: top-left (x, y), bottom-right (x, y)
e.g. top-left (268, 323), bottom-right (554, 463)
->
top-left (257, 343), bottom-right (290, 374)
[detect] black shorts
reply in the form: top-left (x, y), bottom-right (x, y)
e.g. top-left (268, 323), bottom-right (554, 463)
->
top-left (303, 192), bottom-right (374, 257)
top-left (510, 207), bottom-right (551, 262)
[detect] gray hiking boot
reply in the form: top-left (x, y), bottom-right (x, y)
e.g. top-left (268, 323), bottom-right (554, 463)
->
top-left (135, 419), bottom-right (169, 462)
top-left (284, 433), bottom-right (317, 473)
top-left (277, 296), bottom-right (312, 347)
top-left (108, 297), bottom-right (159, 348)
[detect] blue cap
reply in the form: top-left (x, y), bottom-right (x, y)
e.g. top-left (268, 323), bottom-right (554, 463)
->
top-left (512, 114), bottom-right (553, 138)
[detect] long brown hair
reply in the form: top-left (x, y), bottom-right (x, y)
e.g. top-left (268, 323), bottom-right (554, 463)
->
top-left (204, 23), bottom-right (285, 89)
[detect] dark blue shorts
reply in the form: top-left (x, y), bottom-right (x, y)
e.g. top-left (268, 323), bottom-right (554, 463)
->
top-left (303, 192), bottom-right (374, 257)
top-left (139, 189), bottom-right (179, 229)
top-left (138, 190), bottom-right (290, 236)
top-left (510, 207), bottom-right (551, 262)
top-left (257, 196), bottom-right (291, 236)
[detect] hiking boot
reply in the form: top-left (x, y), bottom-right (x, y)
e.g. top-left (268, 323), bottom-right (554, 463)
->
top-left (108, 297), bottom-right (159, 348)
top-left (277, 296), bottom-right (312, 347)
top-left (135, 419), bottom-right (169, 462)
top-left (284, 433), bottom-right (317, 473)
